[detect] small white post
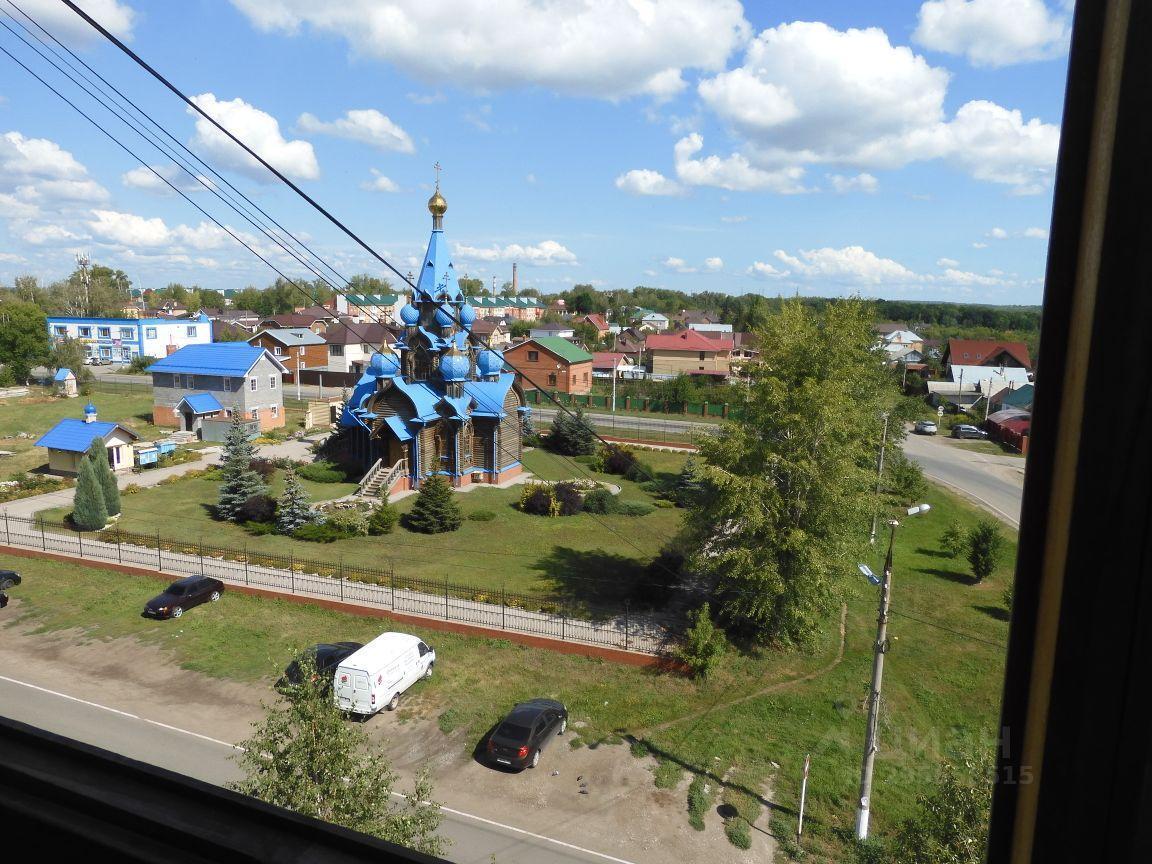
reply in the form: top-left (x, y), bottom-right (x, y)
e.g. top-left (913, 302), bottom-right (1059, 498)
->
top-left (798, 753), bottom-right (811, 842)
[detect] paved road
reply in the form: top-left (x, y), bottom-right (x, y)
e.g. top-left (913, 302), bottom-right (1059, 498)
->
top-left (902, 432), bottom-right (1025, 526)
top-left (0, 674), bottom-right (634, 864)
top-left (532, 407), bottom-right (718, 436)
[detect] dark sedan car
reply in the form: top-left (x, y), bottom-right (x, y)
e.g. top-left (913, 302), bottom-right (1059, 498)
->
top-left (276, 642), bottom-right (363, 694)
top-left (951, 423), bottom-right (989, 440)
top-left (485, 699), bottom-right (568, 770)
top-left (0, 569), bottom-right (21, 590)
top-left (143, 576), bottom-right (224, 619)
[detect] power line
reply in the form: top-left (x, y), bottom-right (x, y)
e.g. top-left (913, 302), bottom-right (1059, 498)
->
top-left (888, 607), bottom-right (1007, 650)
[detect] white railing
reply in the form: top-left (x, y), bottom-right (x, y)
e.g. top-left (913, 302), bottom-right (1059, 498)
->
top-left (379, 457), bottom-right (408, 495)
top-left (355, 458), bottom-right (383, 495)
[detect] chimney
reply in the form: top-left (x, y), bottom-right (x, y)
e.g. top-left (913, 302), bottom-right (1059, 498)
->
top-left (512, 262), bottom-right (518, 295)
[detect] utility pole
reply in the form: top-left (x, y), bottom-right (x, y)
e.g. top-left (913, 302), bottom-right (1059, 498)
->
top-left (856, 518), bottom-right (897, 840)
top-left (611, 362), bottom-right (617, 412)
top-left (869, 412), bottom-right (890, 546)
top-left (75, 252), bottom-right (91, 316)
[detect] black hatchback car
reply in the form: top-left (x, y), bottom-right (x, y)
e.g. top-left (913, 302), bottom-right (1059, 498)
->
top-left (486, 699), bottom-right (568, 770)
top-left (143, 576), bottom-right (224, 619)
top-left (276, 642), bottom-right (364, 694)
top-left (0, 569), bottom-right (21, 590)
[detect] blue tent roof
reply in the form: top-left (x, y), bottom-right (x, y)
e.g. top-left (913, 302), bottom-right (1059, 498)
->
top-left (35, 418), bottom-right (138, 453)
top-left (389, 378), bottom-right (441, 421)
top-left (463, 375), bottom-right (515, 417)
top-left (177, 393), bottom-right (224, 415)
top-left (382, 415), bottom-right (412, 442)
top-left (53, 368), bottom-right (74, 382)
top-left (415, 226), bottom-right (460, 304)
top-left (147, 343), bottom-right (286, 377)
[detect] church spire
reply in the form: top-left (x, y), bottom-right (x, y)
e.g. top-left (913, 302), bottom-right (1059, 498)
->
top-left (427, 161), bottom-right (447, 231)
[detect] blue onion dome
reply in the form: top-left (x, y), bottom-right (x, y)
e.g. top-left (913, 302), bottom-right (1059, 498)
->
top-left (459, 303), bottom-right (476, 326)
top-left (368, 346), bottom-right (400, 377)
top-left (439, 346), bottom-right (470, 382)
top-left (83, 401), bottom-right (97, 415)
top-left (434, 303), bottom-right (455, 327)
top-left (477, 349), bottom-right (504, 378)
top-left (399, 302), bottom-right (420, 325)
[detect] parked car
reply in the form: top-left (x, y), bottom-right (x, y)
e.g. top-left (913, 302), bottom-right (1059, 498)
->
top-left (277, 642), bottom-right (363, 694)
top-left (143, 576), bottom-right (224, 619)
top-left (0, 569), bottom-right (21, 590)
top-left (333, 632), bottom-right (435, 717)
top-left (914, 420), bottom-right (938, 435)
top-left (951, 424), bottom-right (989, 440)
top-left (485, 699), bottom-right (568, 770)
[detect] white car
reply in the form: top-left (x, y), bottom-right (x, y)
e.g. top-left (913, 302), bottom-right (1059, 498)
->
top-left (914, 419), bottom-right (938, 435)
top-left (333, 632), bottom-right (435, 716)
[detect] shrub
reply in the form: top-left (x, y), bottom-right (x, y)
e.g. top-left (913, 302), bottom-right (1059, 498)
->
top-left (126, 354), bottom-right (157, 374)
top-left (468, 510), bottom-right (496, 522)
top-left (687, 775), bottom-right (712, 831)
top-left (248, 458), bottom-right (278, 482)
top-left (967, 519), bottom-right (1006, 582)
top-left (276, 470), bottom-right (316, 535)
top-left (885, 450), bottom-right (928, 503)
top-left (296, 461), bottom-right (349, 483)
top-left (367, 501), bottom-right (399, 535)
top-left (71, 455), bottom-right (108, 531)
top-left (237, 493), bottom-right (276, 523)
top-left (122, 483), bottom-right (143, 495)
top-left (941, 522), bottom-right (967, 558)
top-left (243, 520), bottom-right (277, 536)
top-left (624, 459), bottom-right (654, 484)
top-left (554, 481), bottom-right (584, 516)
top-left (325, 508), bottom-right (368, 537)
top-left (546, 409), bottom-right (597, 456)
top-left (582, 488), bottom-right (618, 515)
top-left (600, 444), bottom-right (638, 475)
top-left (617, 501), bottom-right (655, 517)
top-left (725, 818), bottom-right (751, 850)
top-left (519, 482), bottom-right (560, 517)
top-left (404, 475), bottom-right (462, 533)
top-left (653, 499), bottom-right (675, 508)
top-left (675, 602), bottom-right (727, 678)
top-left (292, 522), bottom-right (356, 543)
top-left (1003, 581), bottom-right (1014, 612)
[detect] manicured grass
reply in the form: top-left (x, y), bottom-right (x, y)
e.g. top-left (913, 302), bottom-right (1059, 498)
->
top-left (949, 439), bottom-right (1026, 458)
top-left (4, 477), bottom-right (1014, 862)
top-left (38, 448), bottom-right (689, 600)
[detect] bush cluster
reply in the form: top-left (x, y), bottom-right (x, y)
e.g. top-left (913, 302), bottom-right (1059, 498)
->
top-left (367, 502), bottom-right (398, 535)
top-left (296, 461), bottom-right (350, 483)
top-left (237, 493), bottom-right (276, 523)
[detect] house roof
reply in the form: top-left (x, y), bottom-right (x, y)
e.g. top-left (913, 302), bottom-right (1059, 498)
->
top-left (583, 314), bottom-right (610, 331)
top-left (513, 337), bottom-right (594, 364)
top-left (944, 339), bottom-right (1032, 370)
top-left (872, 322), bottom-right (906, 335)
top-left (323, 322), bottom-right (396, 346)
top-left (251, 328), bottom-right (326, 347)
top-left (646, 330), bottom-right (734, 352)
top-left (592, 352), bottom-right (631, 369)
top-left (177, 393), bottom-right (224, 415)
top-left (147, 343), bottom-right (288, 376)
top-left (261, 313), bottom-right (327, 329)
top-left (52, 368), bottom-right (74, 382)
top-left (346, 294), bottom-right (401, 306)
top-left (36, 418), bottom-right (138, 452)
top-left (882, 329), bottom-right (923, 344)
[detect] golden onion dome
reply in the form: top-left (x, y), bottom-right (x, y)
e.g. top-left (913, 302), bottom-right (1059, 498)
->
top-left (428, 187), bottom-right (447, 217)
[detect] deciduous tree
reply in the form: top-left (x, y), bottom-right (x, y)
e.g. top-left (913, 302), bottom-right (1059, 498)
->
top-left (888, 755), bottom-right (992, 864)
top-left (966, 519), bottom-right (1005, 583)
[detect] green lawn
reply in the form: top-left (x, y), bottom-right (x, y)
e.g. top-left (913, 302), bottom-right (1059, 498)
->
top-left (38, 448), bottom-right (689, 600)
top-left (4, 478), bottom-right (1015, 862)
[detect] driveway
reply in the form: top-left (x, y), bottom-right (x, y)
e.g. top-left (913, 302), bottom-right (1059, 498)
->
top-left (902, 431), bottom-right (1025, 526)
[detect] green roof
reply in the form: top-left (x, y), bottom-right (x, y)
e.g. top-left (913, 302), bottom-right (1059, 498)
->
top-left (347, 294), bottom-right (400, 305)
top-left (528, 337), bottom-right (594, 364)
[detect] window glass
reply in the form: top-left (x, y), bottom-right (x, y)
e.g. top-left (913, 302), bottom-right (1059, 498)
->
top-left (78, 327), bottom-right (91, 337)
top-left (187, 326), bottom-right (197, 337)
top-left (269, 375), bottom-right (277, 390)
top-left (120, 327), bottom-right (134, 339)
top-left (250, 377), bottom-right (257, 391)
top-left (98, 327), bottom-right (110, 338)
top-left (145, 327), bottom-right (157, 339)
top-left (528, 351), bottom-right (539, 362)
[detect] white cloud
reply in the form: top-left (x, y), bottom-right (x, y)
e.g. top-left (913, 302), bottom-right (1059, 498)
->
top-left (189, 93), bottom-right (319, 181)
top-left (939, 267), bottom-right (1002, 286)
top-left (361, 169), bottom-right (399, 193)
top-left (693, 21), bottom-right (1059, 194)
top-left (937, 257), bottom-right (960, 267)
top-left (526, 173), bottom-right (536, 184)
top-left (18, 224), bottom-right (83, 245)
top-left (0, 191), bottom-right (39, 219)
top-left (298, 109), bottom-right (414, 153)
top-left (828, 172), bottom-right (879, 194)
top-left (721, 214), bottom-right (748, 223)
top-left (17, 0), bottom-right (135, 44)
top-left (614, 168), bottom-right (682, 196)
top-left (988, 226), bottom-right (1008, 239)
top-left (17, 179), bottom-right (109, 203)
top-left (704, 256), bottom-right (724, 271)
top-left (972, 241), bottom-right (989, 248)
top-left (454, 239), bottom-right (577, 266)
top-left (773, 245), bottom-right (917, 284)
top-left (229, 0), bottom-right (750, 100)
top-left (663, 256), bottom-right (696, 273)
top-left (746, 260), bottom-right (786, 278)
top-left (1024, 226), bottom-right (1049, 239)
top-left (913, 0), bottom-right (1070, 67)
top-left (407, 91), bottom-right (446, 105)
top-left (121, 163), bottom-right (212, 194)
top-left (88, 209), bottom-right (173, 247)
top-left (0, 130), bottom-right (87, 181)
top-left (673, 133), bottom-right (808, 193)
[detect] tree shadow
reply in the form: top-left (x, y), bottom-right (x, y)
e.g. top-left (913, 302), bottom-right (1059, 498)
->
top-left (532, 546), bottom-right (648, 609)
top-left (976, 605), bottom-right (1010, 622)
top-left (915, 547), bottom-right (953, 559)
top-left (918, 567), bottom-right (976, 586)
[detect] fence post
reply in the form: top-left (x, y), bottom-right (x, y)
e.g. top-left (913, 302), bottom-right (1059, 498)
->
top-left (502, 584), bottom-right (506, 630)
top-left (290, 551), bottom-right (295, 594)
top-left (243, 544), bottom-right (249, 586)
top-left (444, 576), bottom-right (449, 620)
top-left (624, 601), bottom-right (631, 651)
top-left (339, 558), bottom-right (345, 602)
top-left (199, 538), bottom-right (205, 576)
top-left (3, 511), bottom-right (9, 546)
top-left (76, 527), bottom-right (83, 558)
top-left (116, 528), bottom-right (122, 564)
top-left (561, 603), bottom-right (566, 641)
top-left (156, 529), bottom-right (161, 570)
top-left (39, 515), bottom-right (45, 550)
top-left (390, 565), bottom-right (395, 609)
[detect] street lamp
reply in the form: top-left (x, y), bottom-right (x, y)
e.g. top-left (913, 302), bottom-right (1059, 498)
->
top-left (855, 502), bottom-right (931, 841)
top-left (869, 412), bottom-right (891, 546)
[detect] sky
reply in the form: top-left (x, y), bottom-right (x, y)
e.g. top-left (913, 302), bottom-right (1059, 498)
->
top-left (0, 0), bottom-right (1073, 304)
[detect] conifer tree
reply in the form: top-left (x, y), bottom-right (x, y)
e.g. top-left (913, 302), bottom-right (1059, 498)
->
top-left (86, 440), bottom-right (121, 516)
top-left (404, 475), bottom-right (462, 534)
top-left (217, 413), bottom-right (266, 521)
top-left (71, 454), bottom-right (109, 531)
top-left (276, 469), bottom-right (314, 534)
top-left (675, 455), bottom-right (705, 508)
top-left (547, 408), bottom-right (597, 455)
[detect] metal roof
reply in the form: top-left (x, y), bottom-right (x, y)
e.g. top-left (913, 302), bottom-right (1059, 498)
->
top-left (177, 393), bottom-right (224, 415)
top-left (346, 294), bottom-right (401, 306)
top-left (512, 337), bottom-right (593, 364)
top-left (147, 343), bottom-right (288, 376)
top-left (52, 368), bottom-right (74, 382)
top-left (252, 328), bottom-right (325, 347)
top-left (35, 418), bottom-right (138, 453)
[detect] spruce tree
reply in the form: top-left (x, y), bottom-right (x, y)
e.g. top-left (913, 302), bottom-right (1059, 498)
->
top-left (276, 469), bottom-right (314, 534)
top-left (547, 409), bottom-right (597, 455)
top-left (86, 440), bottom-right (121, 516)
top-left (217, 413), bottom-right (266, 521)
top-left (404, 475), bottom-right (462, 534)
top-left (675, 455), bottom-right (705, 507)
top-left (71, 455), bottom-right (109, 531)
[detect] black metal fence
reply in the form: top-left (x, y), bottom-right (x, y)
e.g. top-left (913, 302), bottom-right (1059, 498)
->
top-left (0, 512), bottom-right (678, 654)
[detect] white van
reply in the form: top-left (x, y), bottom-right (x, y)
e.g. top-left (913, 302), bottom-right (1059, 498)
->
top-left (333, 632), bottom-right (435, 717)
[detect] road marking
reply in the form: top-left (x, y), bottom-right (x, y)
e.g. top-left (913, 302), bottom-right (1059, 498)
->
top-left (390, 792), bottom-right (638, 864)
top-left (0, 674), bottom-right (245, 751)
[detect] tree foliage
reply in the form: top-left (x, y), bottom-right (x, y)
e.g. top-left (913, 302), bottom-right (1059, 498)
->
top-left (675, 602), bottom-right (727, 678)
top-left (276, 469), bottom-right (315, 534)
top-left (0, 296), bottom-right (49, 383)
top-left (230, 655), bottom-right (445, 856)
top-left (367, 501), bottom-right (399, 535)
top-left (404, 476), bottom-right (462, 533)
top-left (684, 298), bottom-right (890, 646)
top-left (889, 756), bottom-right (992, 864)
top-left (546, 409), bottom-right (597, 456)
top-left (966, 519), bottom-right (1006, 583)
top-left (86, 440), bottom-right (121, 516)
top-left (71, 455), bottom-right (109, 531)
top-left (216, 414), bottom-right (266, 521)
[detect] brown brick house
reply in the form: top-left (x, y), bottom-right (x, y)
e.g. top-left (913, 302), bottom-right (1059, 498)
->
top-left (248, 328), bottom-right (327, 383)
top-left (504, 337), bottom-right (594, 394)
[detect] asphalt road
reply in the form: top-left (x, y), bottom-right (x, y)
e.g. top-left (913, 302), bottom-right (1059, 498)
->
top-left (902, 431), bottom-right (1025, 527)
top-left (0, 675), bottom-right (634, 864)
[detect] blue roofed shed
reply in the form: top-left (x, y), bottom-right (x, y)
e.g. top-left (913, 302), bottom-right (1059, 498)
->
top-left (35, 405), bottom-right (139, 475)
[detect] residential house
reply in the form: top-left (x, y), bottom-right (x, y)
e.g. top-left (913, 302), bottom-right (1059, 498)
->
top-left (467, 318), bottom-right (511, 348)
top-left (257, 313), bottom-right (330, 334)
top-left (646, 329), bottom-right (733, 380)
top-left (529, 322), bottom-right (576, 339)
top-left (322, 321), bottom-right (397, 375)
top-left (610, 328), bottom-right (646, 365)
top-left (673, 309), bottom-right (720, 328)
top-left (198, 308), bottom-right (260, 333)
top-left (36, 401), bottom-right (139, 475)
top-left (477, 295), bottom-right (545, 321)
top-left (989, 382), bottom-right (1035, 413)
top-left (631, 308), bottom-right (670, 331)
top-left (581, 313), bottom-right (611, 338)
top-left (592, 352), bottom-right (637, 379)
top-left (147, 343), bottom-right (289, 432)
top-left (248, 328), bottom-right (328, 383)
top-left (711, 331), bottom-right (758, 375)
top-left (687, 322), bottom-right (733, 334)
top-left (504, 337), bottom-right (594, 394)
top-left (47, 313), bottom-right (212, 363)
top-left (333, 293), bottom-right (409, 325)
top-left (942, 339), bottom-right (1033, 381)
top-left (878, 329), bottom-right (924, 363)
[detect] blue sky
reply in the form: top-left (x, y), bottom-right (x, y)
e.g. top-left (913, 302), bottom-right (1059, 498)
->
top-left (0, 0), bottom-right (1071, 303)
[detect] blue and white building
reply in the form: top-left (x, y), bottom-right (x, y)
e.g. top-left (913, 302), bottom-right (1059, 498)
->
top-left (47, 314), bottom-right (213, 363)
top-left (35, 402), bottom-right (139, 475)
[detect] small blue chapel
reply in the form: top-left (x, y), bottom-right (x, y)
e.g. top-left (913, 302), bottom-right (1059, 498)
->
top-left (338, 183), bottom-right (529, 491)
